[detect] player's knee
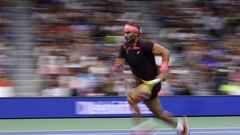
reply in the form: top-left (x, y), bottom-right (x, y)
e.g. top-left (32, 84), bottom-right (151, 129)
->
top-left (158, 110), bottom-right (165, 116)
top-left (155, 110), bottom-right (169, 119)
top-left (127, 95), bottom-right (137, 105)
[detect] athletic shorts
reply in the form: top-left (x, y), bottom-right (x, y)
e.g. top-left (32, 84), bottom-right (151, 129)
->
top-left (134, 77), bottom-right (161, 100)
top-left (148, 81), bottom-right (161, 100)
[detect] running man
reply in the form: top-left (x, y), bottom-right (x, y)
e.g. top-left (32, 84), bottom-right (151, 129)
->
top-left (113, 23), bottom-right (189, 135)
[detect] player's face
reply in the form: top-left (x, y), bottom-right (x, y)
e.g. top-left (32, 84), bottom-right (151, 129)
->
top-left (124, 31), bottom-right (138, 43)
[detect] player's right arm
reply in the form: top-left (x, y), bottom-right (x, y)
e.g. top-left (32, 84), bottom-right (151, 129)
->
top-left (113, 45), bottom-right (126, 71)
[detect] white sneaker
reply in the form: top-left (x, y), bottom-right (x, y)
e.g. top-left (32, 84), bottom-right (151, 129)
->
top-left (177, 117), bottom-right (189, 135)
top-left (181, 117), bottom-right (190, 135)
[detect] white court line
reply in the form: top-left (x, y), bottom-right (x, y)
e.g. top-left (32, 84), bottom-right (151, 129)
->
top-left (43, 131), bottom-right (240, 135)
top-left (43, 129), bottom-right (240, 135)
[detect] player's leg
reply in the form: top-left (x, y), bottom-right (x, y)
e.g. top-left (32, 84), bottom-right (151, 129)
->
top-left (127, 94), bottom-right (141, 115)
top-left (127, 83), bottom-right (152, 125)
top-left (144, 97), bottom-right (189, 135)
top-left (143, 82), bottom-right (177, 126)
top-left (127, 92), bottom-right (142, 126)
top-left (144, 97), bottom-right (177, 127)
top-left (127, 83), bottom-right (152, 114)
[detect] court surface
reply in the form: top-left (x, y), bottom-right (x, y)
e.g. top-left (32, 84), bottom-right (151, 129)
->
top-left (1, 128), bottom-right (240, 135)
top-left (0, 117), bottom-right (239, 135)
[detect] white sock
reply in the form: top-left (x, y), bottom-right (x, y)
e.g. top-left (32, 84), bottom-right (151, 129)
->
top-left (176, 118), bottom-right (183, 131)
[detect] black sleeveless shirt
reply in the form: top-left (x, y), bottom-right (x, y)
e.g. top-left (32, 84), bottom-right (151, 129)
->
top-left (119, 39), bottom-right (158, 81)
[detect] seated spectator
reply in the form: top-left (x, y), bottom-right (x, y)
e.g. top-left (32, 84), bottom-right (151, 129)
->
top-left (0, 73), bottom-right (15, 97)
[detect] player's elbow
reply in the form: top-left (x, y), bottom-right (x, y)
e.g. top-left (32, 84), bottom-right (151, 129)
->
top-left (163, 49), bottom-right (170, 58)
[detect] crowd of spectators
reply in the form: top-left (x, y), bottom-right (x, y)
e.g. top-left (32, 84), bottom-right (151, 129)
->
top-left (151, 0), bottom-right (240, 95)
top-left (0, 0), bottom-right (239, 97)
top-left (0, 0), bottom-right (15, 97)
top-left (30, 0), bottom-right (239, 97)
top-left (31, 0), bottom-right (132, 96)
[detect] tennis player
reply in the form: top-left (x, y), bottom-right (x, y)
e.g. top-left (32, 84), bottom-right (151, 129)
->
top-left (113, 23), bottom-right (189, 135)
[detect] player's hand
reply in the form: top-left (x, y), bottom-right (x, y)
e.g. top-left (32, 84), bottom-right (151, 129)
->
top-left (156, 75), bottom-right (164, 81)
top-left (112, 64), bottom-right (123, 72)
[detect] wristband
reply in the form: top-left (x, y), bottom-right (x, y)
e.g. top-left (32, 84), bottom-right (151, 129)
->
top-left (160, 61), bottom-right (169, 73)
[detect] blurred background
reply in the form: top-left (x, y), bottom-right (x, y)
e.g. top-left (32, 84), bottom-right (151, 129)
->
top-left (0, 0), bottom-right (239, 97)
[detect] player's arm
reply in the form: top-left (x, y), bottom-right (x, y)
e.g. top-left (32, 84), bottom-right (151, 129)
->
top-left (113, 58), bottom-right (125, 67)
top-left (113, 45), bottom-right (126, 71)
top-left (152, 43), bottom-right (170, 80)
top-left (141, 43), bottom-right (170, 85)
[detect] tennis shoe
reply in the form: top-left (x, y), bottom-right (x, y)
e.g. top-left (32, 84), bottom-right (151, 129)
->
top-left (179, 117), bottom-right (189, 135)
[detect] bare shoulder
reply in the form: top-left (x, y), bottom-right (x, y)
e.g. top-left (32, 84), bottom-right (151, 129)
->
top-left (152, 43), bottom-right (169, 55)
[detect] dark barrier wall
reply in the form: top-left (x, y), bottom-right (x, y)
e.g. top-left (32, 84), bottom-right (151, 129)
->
top-left (0, 96), bottom-right (240, 119)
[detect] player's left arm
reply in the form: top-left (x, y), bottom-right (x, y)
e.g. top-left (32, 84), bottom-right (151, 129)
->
top-left (152, 43), bottom-right (170, 80)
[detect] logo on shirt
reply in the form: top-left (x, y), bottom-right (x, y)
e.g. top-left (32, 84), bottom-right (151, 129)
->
top-left (124, 45), bottom-right (141, 54)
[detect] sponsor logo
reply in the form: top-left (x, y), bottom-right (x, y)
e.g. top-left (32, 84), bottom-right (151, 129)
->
top-left (75, 101), bottom-right (152, 115)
